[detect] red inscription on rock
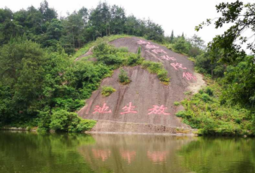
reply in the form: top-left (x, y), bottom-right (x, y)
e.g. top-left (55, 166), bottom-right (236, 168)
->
top-left (93, 103), bottom-right (112, 114)
top-left (183, 72), bottom-right (197, 81)
top-left (120, 102), bottom-right (137, 114)
top-left (148, 105), bottom-right (170, 115)
top-left (151, 49), bottom-right (167, 54)
top-left (170, 63), bottom-right (187, 70)
top-left (161, 55), bottom-right (176, 61)
top-left (146, 44), bottom-right (159, 49)
top-left (137, 40), bottom-right (148, 45)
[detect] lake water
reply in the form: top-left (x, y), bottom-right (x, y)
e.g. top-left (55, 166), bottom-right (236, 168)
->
top-left (0, 132), bottom-right (254, 173)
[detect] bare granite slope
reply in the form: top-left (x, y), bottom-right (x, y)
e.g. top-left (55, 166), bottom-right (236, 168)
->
top-left (78, 37), bottom-right (205, 134)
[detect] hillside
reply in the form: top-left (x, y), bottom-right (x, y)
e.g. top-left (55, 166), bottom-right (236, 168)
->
top-left (78, 37), bottom-right (205, 134)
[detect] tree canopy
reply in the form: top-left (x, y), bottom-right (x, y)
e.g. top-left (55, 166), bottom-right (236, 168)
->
top-left (196, 0), bottom-right (255, 109)
top-left (0, 1), bottom-right (165, 54)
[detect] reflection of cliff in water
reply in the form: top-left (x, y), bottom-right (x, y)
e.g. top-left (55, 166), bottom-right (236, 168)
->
top-left (78, 134), bottom-right (195, 173)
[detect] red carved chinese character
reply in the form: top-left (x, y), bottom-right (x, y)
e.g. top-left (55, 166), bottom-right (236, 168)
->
top-left (120, 102), bottom-right (137, 114)
top-left (151, 49), bottom-right (167, 54)
top-left (145, 44), bottom-right (159, 49)
top-left (161, 55), bottom-right (176, 61)
top-left (93, 103), bottom-right (112, 114)
top-left (137, 40), bottom-right (148, 45)
top-left (170, 63), bottom-right (187, 70)
top-left (183, 72), bottom-right (197, 81)
top-left (170, 63), bottom-right (179, 70)
top-left (148, 105), bottom-right (170, 115)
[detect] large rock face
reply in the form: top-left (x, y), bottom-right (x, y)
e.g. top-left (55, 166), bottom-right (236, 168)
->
top-left (78, 37), bottom-right (201, 134)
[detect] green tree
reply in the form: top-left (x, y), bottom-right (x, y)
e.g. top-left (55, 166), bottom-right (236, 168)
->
top-left (0, 38), bottom-right (47, 121)
top-left (118, 68), bottom-right (130, 84)
top-left (124, 15), bottom-right (139, 35)
top-left (0, 8), bottom-right (24, 45)
top-left (173, 37), bottom-right (190, 54)
top-left (110, 5), bottom-right (126, 34)
top-left (89, 2), bottom-right (111, 37)
top-left (190, 34), bottom-right (205, 50)
top-left (196, 0), bottom-right (255, 109)
top-left (146, 20), bottom-right (164, 42)
top-left (196, 51), bottom-right (224, 78)
top-left (188, 35), bottom-right (205, 57)
top-left (43, 18), bottom-right (63, 48)
top-left (39, 0), bottom-right (57, 22)
top-left (61, 8), bottom-right (88, 51)
top-left (196, 0), bottom-right (252, 64)
top-left (170, 30), bottom-right (174, 43)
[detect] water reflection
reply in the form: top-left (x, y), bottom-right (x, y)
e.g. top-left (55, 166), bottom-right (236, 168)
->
top-left (79, 134), bottom-right (193, 173)
top-left (0, 132), bottom-right (95, 173)
top-left (92, 149), bottom-right (111, 162)
top-left (178, 137), bottom-right (255, 173)
top-left (147, 151), bottom-right (168, 164)
top-left (1, 132), bottom-right (255, 173)
top-left (120, 150), bottom-right (136, 164)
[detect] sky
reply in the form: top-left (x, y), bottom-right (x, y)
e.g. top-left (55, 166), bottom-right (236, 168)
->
top-left (0, 0), bottom-right (252, 46)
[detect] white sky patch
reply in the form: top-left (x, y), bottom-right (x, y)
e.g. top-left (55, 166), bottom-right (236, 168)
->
top-left (0, 0), bottom-right (252, 50)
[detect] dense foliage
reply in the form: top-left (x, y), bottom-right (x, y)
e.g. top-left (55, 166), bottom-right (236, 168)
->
top-left (173, 0), bottom-right (255, 136)
top-left (0, 34), bottom-right (170, 131)
top-left (0, 0), bottom-right (165, 54)
top-left (196, 0), bottom-right (255, 110)
top-left (0, 0), bottom-right (170, 131)
top-left (0, 38), bottom-right (99, 131)
top-left (176, 77), bottom-right (253, 136)
top-left (165, 34), bottom-right (205, 58)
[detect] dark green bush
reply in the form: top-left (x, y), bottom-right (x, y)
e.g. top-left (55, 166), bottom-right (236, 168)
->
top-left (118, 68), bottom-right (131, 84)
top-left (205, 87), bottom-right (214, 96)
top-left (142, 61), bottom-right (162, 73)
top-left (201, 93), bottom-right (211, 102)
top-left (157, 69), bottom-right (170, 83)
top-left (176, 111), bottom-right (187, 118)
top-left (119, 47), bottom-right (129, 52)
top-left (174, 102), bottom-right (180, 106)
top-left (49, 110), bottom-right (96, 132)
top-left (101, 86), bottom-right (116, 96)
top-left (137, 46), bottom-right (141, 57)
top-left (127, 54), bottom-right (142, 66)
top-left (142, 61), bottom-right (169, 83)
top-left (176, 78), bottom-right (253, 136)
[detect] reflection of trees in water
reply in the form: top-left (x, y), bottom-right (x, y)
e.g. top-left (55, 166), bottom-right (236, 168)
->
top-left (2, 132), bottom-right (254, 173)
top-left (0, 132), bottom-right (95, 173)
top-left (178, 138), bottom-right (255, 173)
